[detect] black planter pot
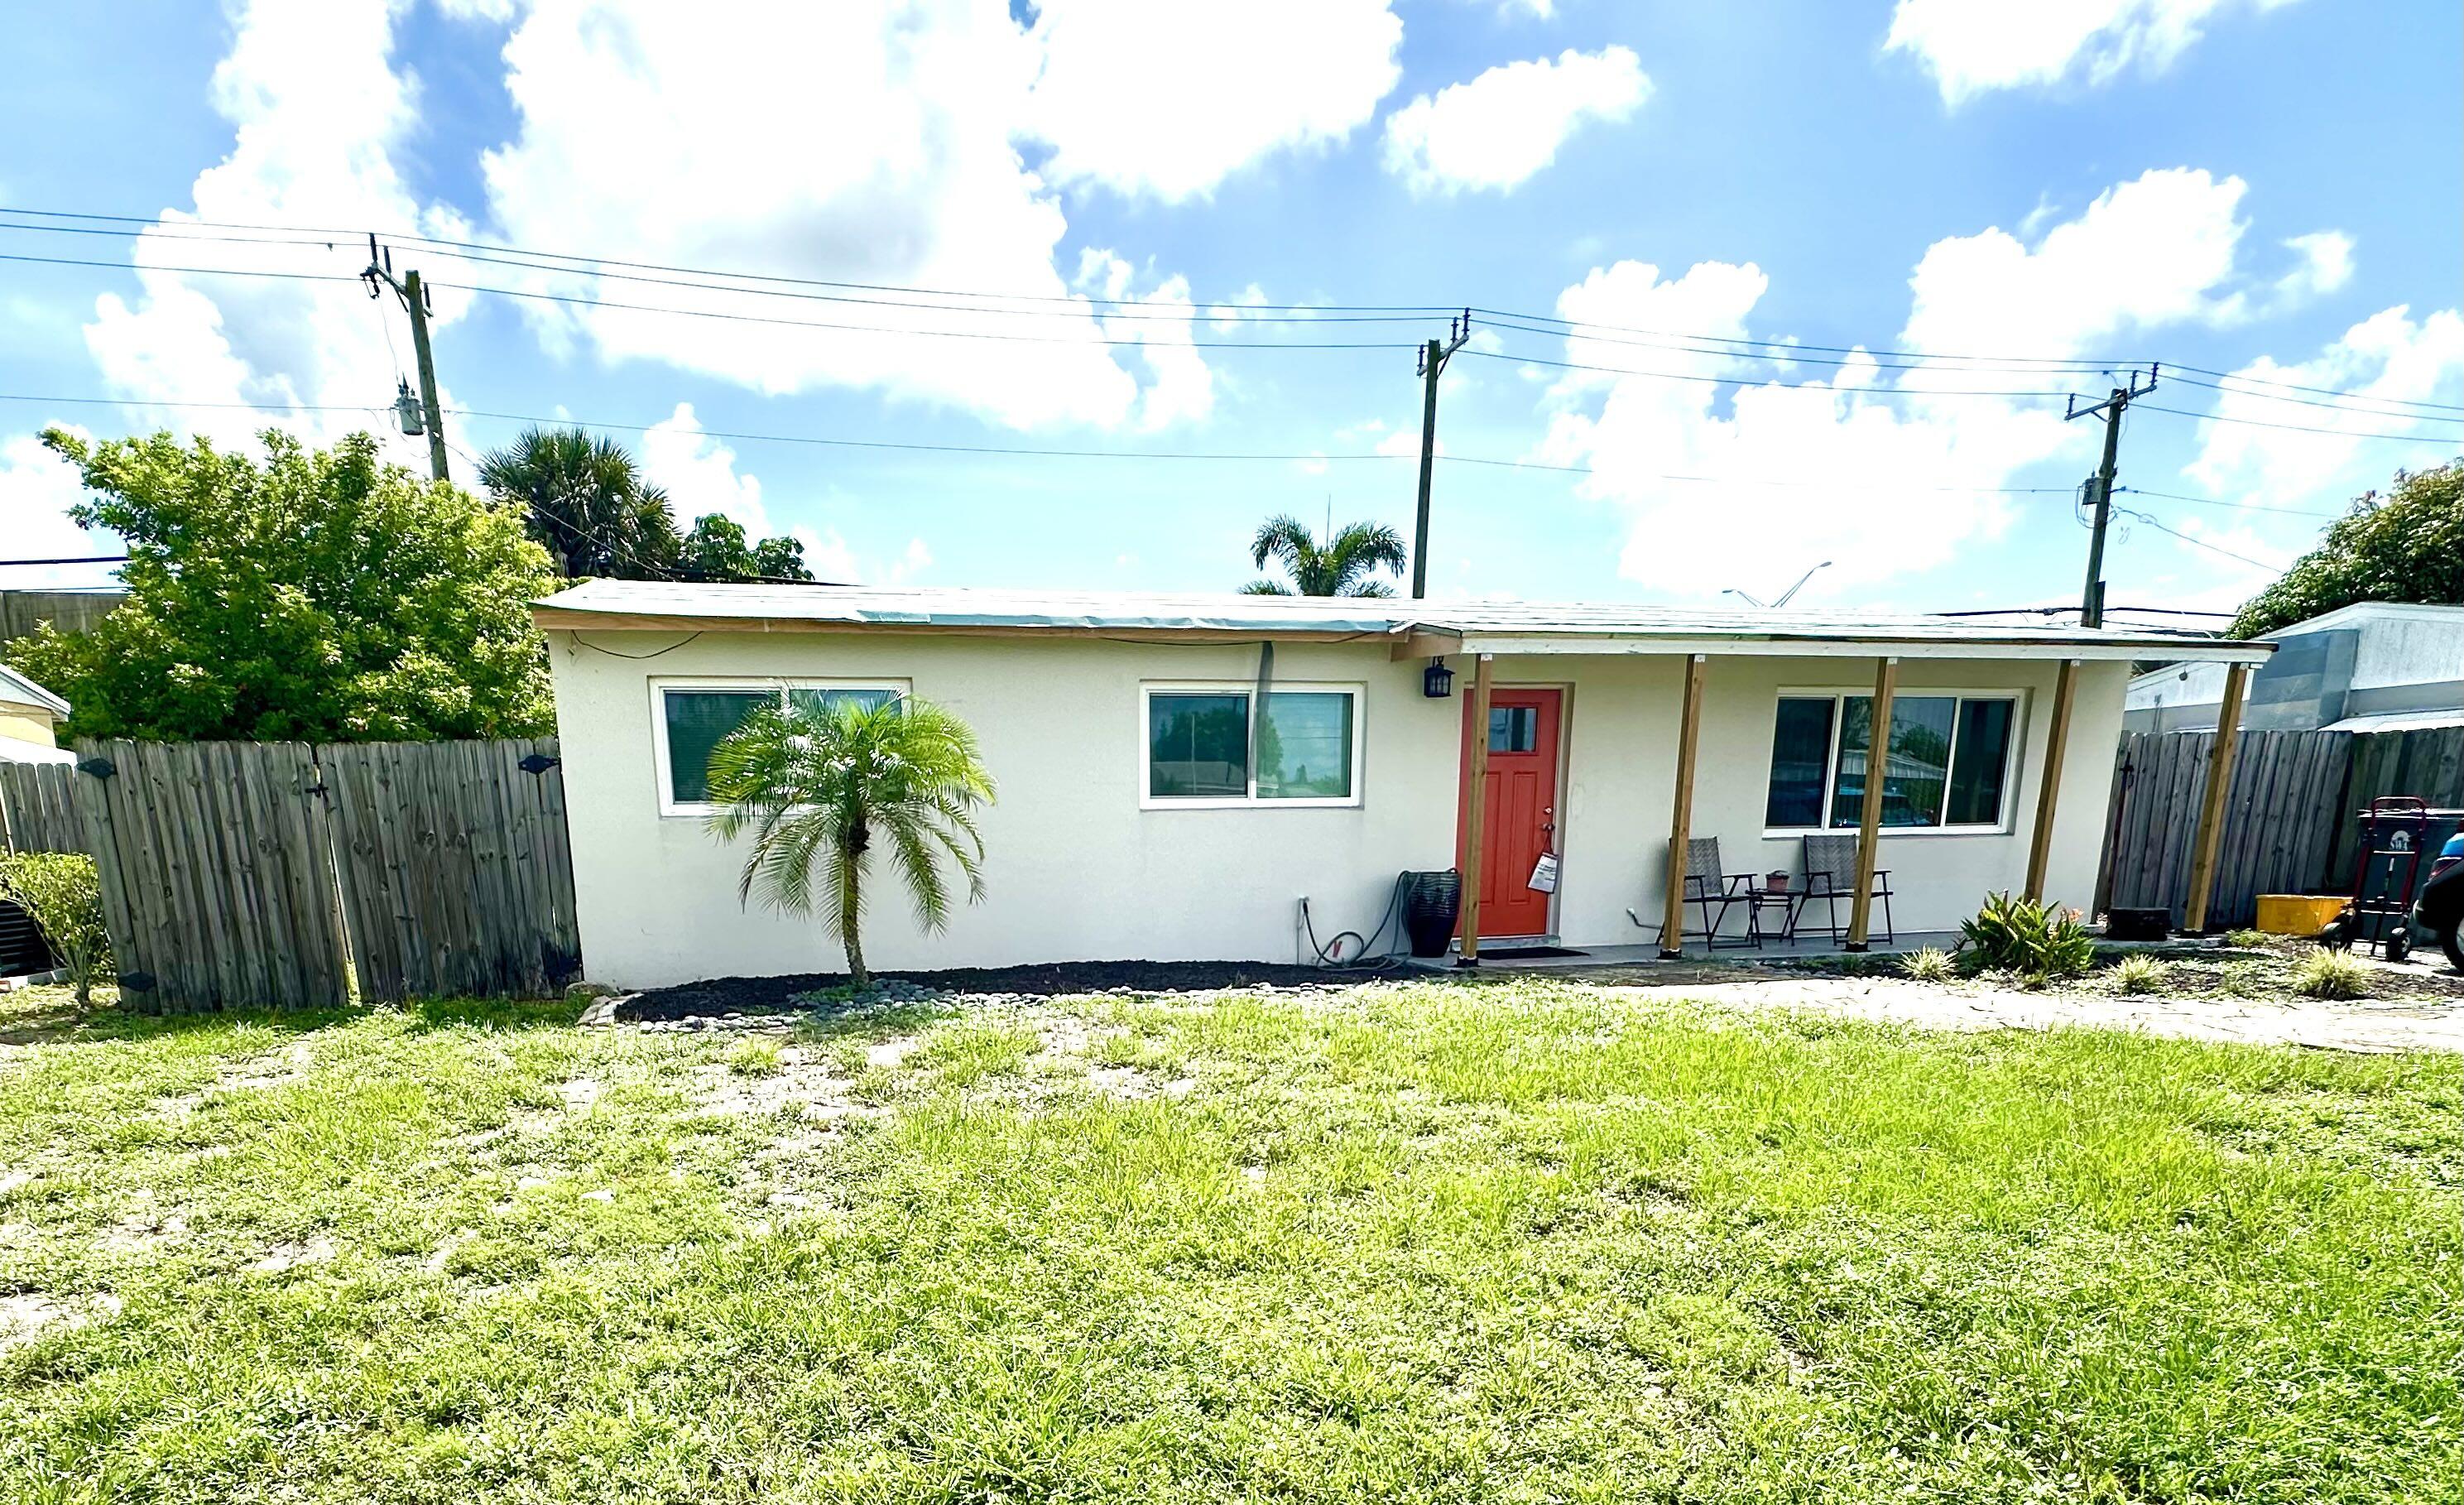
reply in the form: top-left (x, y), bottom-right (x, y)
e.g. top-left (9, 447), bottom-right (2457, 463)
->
top-left (1403, 869), bottom-right (1463, 958)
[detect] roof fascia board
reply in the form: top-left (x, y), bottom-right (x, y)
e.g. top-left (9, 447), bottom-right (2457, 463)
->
top-left (531, 608), bottom-right (1379, 643)
top-left (1453, 633), bottom-right (2274, 663)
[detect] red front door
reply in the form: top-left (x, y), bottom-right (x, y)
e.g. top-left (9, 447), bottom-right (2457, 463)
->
top-left (1458, 688), bottom-right (1563, 940)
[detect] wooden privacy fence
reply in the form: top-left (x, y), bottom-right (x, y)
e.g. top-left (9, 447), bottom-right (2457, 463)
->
top-left (2101, 725), bottom-right (2464, 929)
top-left (0, 760), bottom-right (84, 854)
top-left (2, 737), bottom-right (579, 1012)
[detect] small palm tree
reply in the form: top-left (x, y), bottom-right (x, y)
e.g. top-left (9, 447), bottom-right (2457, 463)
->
top-left (1243, 514), bottom-right (1409, 597)
top-left (704, 696), bottom-right (996, 988)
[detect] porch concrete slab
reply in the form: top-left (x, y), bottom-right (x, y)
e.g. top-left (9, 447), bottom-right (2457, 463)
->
top-left (1429, 930), bottom-right (1967, 973)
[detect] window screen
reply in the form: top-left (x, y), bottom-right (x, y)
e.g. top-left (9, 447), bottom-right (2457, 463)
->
top-left (1148, 692), bottom-right (1250, 798)
top-left (1764, 697), bottom-right (1835, 827)
top-left (662, 690), bottom-right (773, 805)
top-left (1257, 691), bottom-right (1355, 799)
top-left (1945, 698), bottom-right (2015, 826)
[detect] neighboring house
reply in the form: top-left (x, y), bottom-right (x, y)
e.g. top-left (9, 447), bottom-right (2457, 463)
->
top-left (2125, 603), bottom-right (2464, 733)
top-left (0, 663), bottom-right (73, 764)
top-left (535, 582), bottom-right (2272, 988)
top-left (0, 588), bottom-right (125, 656)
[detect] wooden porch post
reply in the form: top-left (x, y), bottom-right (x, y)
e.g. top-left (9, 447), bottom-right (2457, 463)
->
top-left (1659, 653), bottom-right (1709, 959)
top-left (2183, 661), bottom-right (2251, 935)
top-left (1457, 652), bottom-right (1496, 966)
top-left (2023, 659), bottom-right (2082, 902)
top-left (1846, 656), bottom-right (1899, 952)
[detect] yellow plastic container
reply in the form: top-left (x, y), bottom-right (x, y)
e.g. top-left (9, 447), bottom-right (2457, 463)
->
top-left (2255, 894), bottom-right (2345, 936)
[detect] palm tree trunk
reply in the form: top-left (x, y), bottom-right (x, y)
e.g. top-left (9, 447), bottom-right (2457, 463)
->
top-left (839, 822), bottom-right (869, 988)
top-left (842, 914), bottom-right (868, 989)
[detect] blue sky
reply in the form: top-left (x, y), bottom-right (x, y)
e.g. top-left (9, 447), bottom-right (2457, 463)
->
top-left (2, 0), bottom-right (2457, 620)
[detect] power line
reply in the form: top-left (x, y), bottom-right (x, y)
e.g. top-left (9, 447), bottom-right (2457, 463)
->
top-left (1468, 313), bottom-right (2117, 378)
top-left (1468, 305), bottom-right (2139, 370)
top-left (2115, 485), bottom-right (2337, 519)
top-left (0, 555), bottom-right (128, 567)
top-left (1453, 347), bottom-right (2076, 401)
top-left (0, 207), bottom-right (1448, 316)
top-left (2159, 369), bottom-right (2464, 426)
top-left (2137, 401), bottom-right (2464, 445)
top-left (2164, 360), bottom-right (2464, 416)
top-left (2114, 509), bottom-right (2287, 572)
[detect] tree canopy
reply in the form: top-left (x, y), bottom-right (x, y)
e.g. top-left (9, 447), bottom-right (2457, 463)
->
top-left (478, 425), bottom-right (814, 583)
top-left (7, 427), bottom-right (558, 743)
top-left (2231, 462), bottom-right (2464, 637)
top-left (1242, 515), bottom-right (1409, 597)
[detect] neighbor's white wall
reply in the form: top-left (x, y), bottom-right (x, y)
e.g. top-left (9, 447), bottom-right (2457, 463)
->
top-left (549, 629), bottom-right (2130, 985)
top-left (548, 630), bottom-right (1459, 988)
top-left (1488, 652), bottom-right (2128, 945)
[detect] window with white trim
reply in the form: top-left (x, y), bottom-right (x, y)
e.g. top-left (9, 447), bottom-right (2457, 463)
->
top-left (652, 680), bottom-right (905, 812)
top-left (1141, 684), bottom-right (1362, 807)
top-left (1763, 691), bottom-right (2019, 831)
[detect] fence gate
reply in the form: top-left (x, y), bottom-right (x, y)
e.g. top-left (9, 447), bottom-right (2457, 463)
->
top-left (74, 739), bottom-right (353, 1012)
top-left (322, 737), bottom-right (580, 1003)
top-left (2101, 728), bottom-right (2356, 930)
top-left (49, 736), bottom-right (579, 1012)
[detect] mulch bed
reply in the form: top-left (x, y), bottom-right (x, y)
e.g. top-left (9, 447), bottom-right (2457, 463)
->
top-left (614, 959), bottom-right (1409, 1022)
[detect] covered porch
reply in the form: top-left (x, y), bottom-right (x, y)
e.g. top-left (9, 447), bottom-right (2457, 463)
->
top-left (1395, 607), bottom-right (2273, 964)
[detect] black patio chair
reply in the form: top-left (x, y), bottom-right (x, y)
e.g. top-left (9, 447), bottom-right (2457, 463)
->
top-left (1676, 836), bottom-right (1760, 950)
top-left (1799, 833), bottom-right (1893, 945)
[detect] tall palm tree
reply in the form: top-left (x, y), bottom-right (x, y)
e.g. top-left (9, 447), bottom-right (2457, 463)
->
top-left (704, 696), bottom-right (996, 988)
top-left (477, 426), bottom-right (680, 579)
top-left (1243, 514), bottom-right (1409, 597)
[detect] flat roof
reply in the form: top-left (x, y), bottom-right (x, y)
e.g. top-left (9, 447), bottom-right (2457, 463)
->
top-left (533, 580), bottom-right (2275, 663)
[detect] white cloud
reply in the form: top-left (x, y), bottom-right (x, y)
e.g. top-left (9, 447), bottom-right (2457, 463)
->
top-left (804, 528), bottom-right (933, 587)
top-left (2184, 305), bottom-right (2464, 503)
top-left (0, 430), bottom-right (119, 589)
top-left (1535, 167), bottom-right (2293, 597)
top-left (1886, 0), bottom-right (2301, 103)
top-left (1023, 0), bottom-right (1402, 201)
top-left (2274, 230), bottom-right (2355, 302)
top-left (1381, 46), bottom-right (1649, 195)
top-left (478, 0), bottom-right (1362, 430)
top-left (79, 0), bottom-right (457, 468)
top-left (1901, 167), bottom-right (2251, 354)
top-left (1078, 251), bottom-right (1215, 431)
top-left (641, 403), bottom-right (769, 535)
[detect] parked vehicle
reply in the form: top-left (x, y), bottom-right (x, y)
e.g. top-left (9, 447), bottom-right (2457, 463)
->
top-left (2413, 830), bottom-right (2464, 973)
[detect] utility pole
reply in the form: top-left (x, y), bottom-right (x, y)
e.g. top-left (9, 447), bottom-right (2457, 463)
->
top-left (363, 234), bottom-right (449, 483)
top-left (2063, 363), bottom-right (2158, 627)
top-left (1410, 310), bottom-right (1472, 599)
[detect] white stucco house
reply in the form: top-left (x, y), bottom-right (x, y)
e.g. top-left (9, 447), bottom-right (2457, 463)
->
top-left (536, 581), bottom-right (2273, 989)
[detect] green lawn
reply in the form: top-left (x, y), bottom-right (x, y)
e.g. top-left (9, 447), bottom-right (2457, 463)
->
top-left (1, 979), bottom-right (2458, 1503)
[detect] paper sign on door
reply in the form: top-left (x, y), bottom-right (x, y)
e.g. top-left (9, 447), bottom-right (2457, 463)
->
top-left (1527, 852), bottom-right (1559, 893)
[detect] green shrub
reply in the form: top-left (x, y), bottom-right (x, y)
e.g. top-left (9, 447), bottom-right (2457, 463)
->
top-left (2111, 954), bottom-right (2168, 994)
top-left (1900, 946), bottom-right (1957, 983)
top-left (0, 850), bottom-right (111, 1007)
top-left (1958, 891), bottom-right (2094, 983)
top-left (2289, 947), bottom-right (2372, 1000)
top-left (2223, 928), bottom-right (2271, 950)
top-left (725, 1037), bottom-right (785, 1076)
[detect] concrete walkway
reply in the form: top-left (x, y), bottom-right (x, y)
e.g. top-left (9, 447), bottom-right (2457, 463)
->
top-left (1597, 974), bottom-right (2464, 1054)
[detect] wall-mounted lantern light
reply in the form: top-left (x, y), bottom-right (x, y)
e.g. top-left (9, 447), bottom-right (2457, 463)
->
top-left (1423, 656), bottom-right (1455, 699)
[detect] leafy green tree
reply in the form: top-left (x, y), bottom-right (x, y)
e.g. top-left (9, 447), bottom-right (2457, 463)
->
top-left (677, 513), bottom-right (817, 583)
top-left (704, 696), bottom-right (994, 988)
top-left (6, 428), bottom-right (556, 743)
top-left (2232, 462), bottom-right (2464, 637)
top-left (478, 426), bottom-right (680, 579)
top-left (0, 852), bottom-right (111, 1007)
top-left (1242, 515), bottom-right (1408, 597)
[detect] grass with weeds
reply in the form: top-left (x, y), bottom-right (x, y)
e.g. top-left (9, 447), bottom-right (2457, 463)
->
top-left (2223, 928), bottom-right (2274, 950)
top-left (1899, 945), bottom-right (1957, 983)
top-left (2289, 946), bottom-right (2375, 1000)
top-left (0, 980), bottom-right (2458, 1503)
top-left (2110, 954), bottom-right (2169, 995)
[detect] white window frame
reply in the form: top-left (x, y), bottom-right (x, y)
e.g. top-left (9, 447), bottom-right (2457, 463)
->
top-left (1138, 681), bottom-right (1366, 810)
top-left (650, 676), bottom-right (910, 817)
top-left (1760, 685), bottom-right (2026, 838)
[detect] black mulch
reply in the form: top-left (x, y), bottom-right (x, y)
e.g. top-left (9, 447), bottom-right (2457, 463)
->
top-left (613, 959), bottom-right (1415, 1022)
